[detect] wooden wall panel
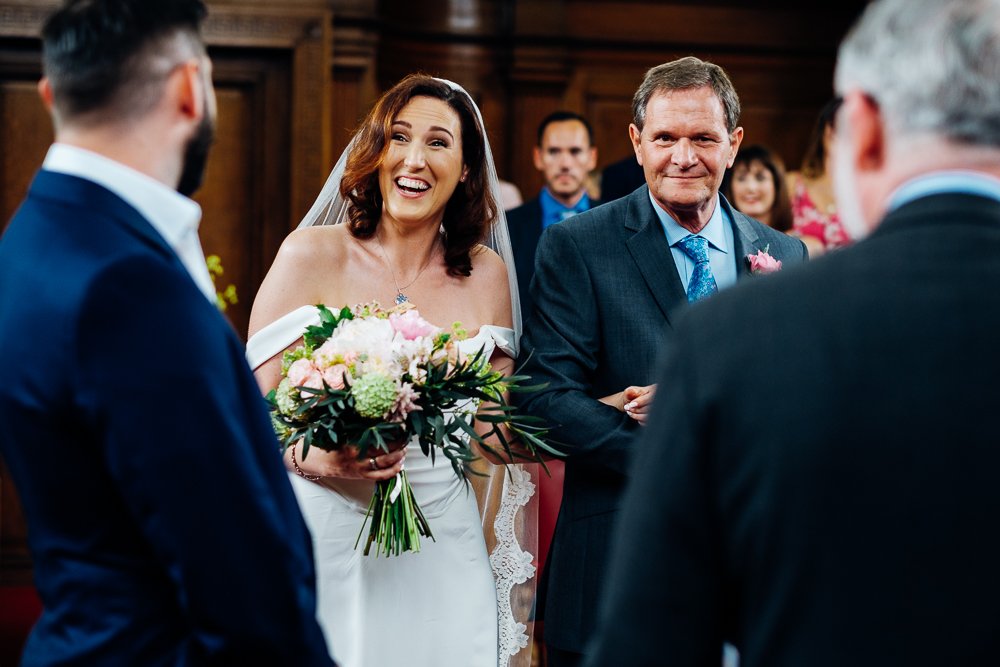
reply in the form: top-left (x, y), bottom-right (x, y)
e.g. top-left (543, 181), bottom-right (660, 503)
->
top-left (0, 79), bottom-right (48, 234)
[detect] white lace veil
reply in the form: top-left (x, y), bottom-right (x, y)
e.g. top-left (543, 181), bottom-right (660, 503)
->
top-left (297, 77), bottom-right (538, 667)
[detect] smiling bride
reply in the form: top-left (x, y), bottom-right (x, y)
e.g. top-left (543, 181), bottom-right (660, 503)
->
top-left (246, 74), bottom-right (538, 667)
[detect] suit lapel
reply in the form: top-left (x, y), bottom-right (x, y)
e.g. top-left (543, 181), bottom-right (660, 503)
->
top-left (623, 187), bottom-right (687, 320)
top-left (722, 195), bottom-right (763, 280)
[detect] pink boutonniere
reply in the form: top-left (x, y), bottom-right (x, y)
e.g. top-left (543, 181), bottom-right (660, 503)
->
top-left (746, 245), bottom-right (782, 275)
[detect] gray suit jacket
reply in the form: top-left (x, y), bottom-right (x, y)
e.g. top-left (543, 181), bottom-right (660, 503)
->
top-left (516, 184), bottom-right (807, 652)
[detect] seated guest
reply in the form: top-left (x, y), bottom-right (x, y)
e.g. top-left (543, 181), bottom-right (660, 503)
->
top-left (506, 111), bottom-right (598, 316)
top-left (786, 98), bottom-right (851, 256)
top-left (722, 144), bottom-right (793, 232)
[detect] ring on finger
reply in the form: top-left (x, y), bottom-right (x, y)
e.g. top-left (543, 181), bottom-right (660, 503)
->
top-left (369, 457), bottom-right (379, 471)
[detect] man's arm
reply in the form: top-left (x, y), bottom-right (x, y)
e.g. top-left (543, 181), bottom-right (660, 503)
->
top-left (584, 321), bottom-right (725, 666)
top-left (78, 256), bottom-right (332, 665)
top-left (516, 222), bottom-right (638, 475)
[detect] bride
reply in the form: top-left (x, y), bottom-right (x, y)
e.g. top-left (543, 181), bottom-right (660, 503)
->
top-left (246, 75), bottom-right (536, 667)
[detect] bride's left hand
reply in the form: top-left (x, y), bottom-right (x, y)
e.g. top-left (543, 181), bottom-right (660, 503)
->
top-left (288, 440), bottom-right (407, 481)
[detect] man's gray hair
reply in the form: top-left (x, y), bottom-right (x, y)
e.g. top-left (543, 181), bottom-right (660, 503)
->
top-left (836, 0), bottom-right (1000, 146)
top-left (631, 56), bottom-right (741, 134)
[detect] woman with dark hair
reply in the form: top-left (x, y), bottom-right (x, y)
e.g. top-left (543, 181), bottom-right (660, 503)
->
top-left (722, 144), bottom-right (794, 232)
top-left (786, 98), bottom-right (852, 256)
top-left (245, 75), bottom-right (535, 667)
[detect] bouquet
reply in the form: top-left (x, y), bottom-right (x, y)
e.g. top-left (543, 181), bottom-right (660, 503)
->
top-left (267, 302), bottom-right (555, 557)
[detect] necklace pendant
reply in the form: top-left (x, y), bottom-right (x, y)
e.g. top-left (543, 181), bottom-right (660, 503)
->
top-left (395, 292), bottom-right (408, 305)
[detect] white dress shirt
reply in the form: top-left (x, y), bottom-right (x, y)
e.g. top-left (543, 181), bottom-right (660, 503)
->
top-left (43, 143), bottom-right (217, 304)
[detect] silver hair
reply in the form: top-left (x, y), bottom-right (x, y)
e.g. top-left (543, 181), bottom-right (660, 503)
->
top-left (631, 56), bottom-right (741, 133)
top-left (835, 0), bottom-right (1000, 146)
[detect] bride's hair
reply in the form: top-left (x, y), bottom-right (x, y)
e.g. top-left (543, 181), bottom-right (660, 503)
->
top-left (341, 74), bottom-right (497, 278)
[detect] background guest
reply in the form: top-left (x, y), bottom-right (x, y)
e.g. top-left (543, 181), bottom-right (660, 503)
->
top-left (786, 98), bottom-right (851, 256)
top-left (722, 143), bottom-right (793, 232)
top-left (507, 111), bottom-right (598, 318)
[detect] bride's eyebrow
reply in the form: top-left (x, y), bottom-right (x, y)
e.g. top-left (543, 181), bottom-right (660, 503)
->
top-left (391, 120), bottom-right (454, 140)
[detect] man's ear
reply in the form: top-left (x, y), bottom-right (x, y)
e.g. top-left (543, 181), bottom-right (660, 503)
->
top-left (532, 145), bottom-right (544, 171)
top-left (727, 127), bottom-right (744, 168)
top-left (842, 90), bottom-right (884, 173)
top-left (168, 59), bottom-right (206, 124)
top-left (586, 146), bottom-right (598, 172)
top-left (628, 124), bottom-right (643, 166)
top-left (38, 77), bottom-right (54, 111)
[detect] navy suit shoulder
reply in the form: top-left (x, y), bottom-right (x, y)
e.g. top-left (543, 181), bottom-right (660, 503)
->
top-left (589, 193), bottom-right (1000, 667)
top-left (0, 171), bottom-right (333, 666)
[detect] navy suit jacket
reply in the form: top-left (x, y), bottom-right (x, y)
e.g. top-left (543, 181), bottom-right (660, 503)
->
top-left (516, 185), bottom-right (807, 652)
top-left (0, 171), bottom-right (332, 666)
top-left (587, 192), bottom-right (1000, 666)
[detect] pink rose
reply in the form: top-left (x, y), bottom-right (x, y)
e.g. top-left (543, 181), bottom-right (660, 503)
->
top-left (389, 310), bottom-right (438, 340)
top-left (288, 358), bottom-right (323, 391)
top-left (322, 363), bottom-right (348, 390)
top-left (747, 249), bottom-right (782, 274)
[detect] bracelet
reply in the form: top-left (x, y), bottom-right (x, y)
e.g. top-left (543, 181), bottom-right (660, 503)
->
top-left (290, 442), bottom-right (321, 481)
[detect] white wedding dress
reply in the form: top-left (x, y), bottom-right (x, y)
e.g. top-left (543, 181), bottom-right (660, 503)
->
top-left (246, 305), bottom-right (536, 667)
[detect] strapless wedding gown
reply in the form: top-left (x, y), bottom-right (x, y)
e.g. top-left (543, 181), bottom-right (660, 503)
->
top-left (246, 306), bottom-right (534, 667)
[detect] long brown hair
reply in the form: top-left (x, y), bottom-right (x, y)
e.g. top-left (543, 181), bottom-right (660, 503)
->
top-left (340, 74), bottom-right (495, 277)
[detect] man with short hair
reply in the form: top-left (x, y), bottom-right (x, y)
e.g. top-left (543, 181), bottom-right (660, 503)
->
top-left (586, 1), bottom-right (1000, 665)
top-left (507, 111), bottom-right (598, 316)
top-left (517, 57), bottom-right (806, 667)
top-left (0, 1), bottom-right (332, 664)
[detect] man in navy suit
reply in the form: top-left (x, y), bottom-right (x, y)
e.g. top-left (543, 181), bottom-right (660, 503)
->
top-left (517, 57), bottom-right (806, 667)
top-left (586, 1), bottom-right (1000, 665)
top-left (506, 111), bottom-right (598, 317)
top-left (520, 58), bottom-right (806, 667)
top-left (0, 1), bottom-right (332, 664)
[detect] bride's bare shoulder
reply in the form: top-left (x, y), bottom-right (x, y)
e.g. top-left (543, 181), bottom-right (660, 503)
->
top-left (276, 225), bottom-right (352, 263)
top-left (468, 245), bottom-right (513, 327)
top-left (469, 244), bottom-right (507, 281)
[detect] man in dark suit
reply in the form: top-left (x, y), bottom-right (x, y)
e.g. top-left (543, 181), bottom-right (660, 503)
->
top-left (506, 111), bottom-right (598, 317)
top-left (517, 57), bottom-right (806, 667)
top-left (0, 2), bottom-right (332, 664)
top-left (585, 1), bottom-right (1000, 666)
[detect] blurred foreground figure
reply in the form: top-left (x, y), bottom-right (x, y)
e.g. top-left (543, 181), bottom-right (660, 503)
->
top-left (0, 1), bottom-right (332, 664)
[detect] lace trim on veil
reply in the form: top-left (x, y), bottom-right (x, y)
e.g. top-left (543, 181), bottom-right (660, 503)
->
top-left (491, 465), bottom-right (537, 661)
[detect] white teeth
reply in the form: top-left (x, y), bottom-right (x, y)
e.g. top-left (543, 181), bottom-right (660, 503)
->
top-left (397, 177), bottom-right (430, 191)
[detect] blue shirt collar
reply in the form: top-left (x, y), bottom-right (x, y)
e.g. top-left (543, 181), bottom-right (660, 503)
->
top-left (649, 191), bottom-right (730, 254)
top-left (540, 187), bottom-right (591, 228)
top-left (888, 170), bottom-right (1000, 212)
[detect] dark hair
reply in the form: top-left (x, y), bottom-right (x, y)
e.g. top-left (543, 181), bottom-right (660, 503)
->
top-left (340, 74), bottom-right (495, 278)
top-left (799, 97), bottom-right (842, 179)
top-left (721, 144), bottom-right (793, 232)
top-left (536, 111), bottom-right (595, 146)
top-left (633, 56), bottom-right (741, 133)
top-left (42, 0), bottom-right (207, 124)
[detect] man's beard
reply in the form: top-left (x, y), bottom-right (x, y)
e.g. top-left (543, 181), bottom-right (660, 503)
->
top-left (176, 111), bottom-right (215, 198)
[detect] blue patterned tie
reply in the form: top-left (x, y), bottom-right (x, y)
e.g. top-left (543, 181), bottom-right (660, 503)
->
top-left (676, 235), bottom-right (719, 302)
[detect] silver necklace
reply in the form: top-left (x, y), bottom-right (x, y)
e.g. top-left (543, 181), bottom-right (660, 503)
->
top-left (375, 232), bottom-right (437, 305)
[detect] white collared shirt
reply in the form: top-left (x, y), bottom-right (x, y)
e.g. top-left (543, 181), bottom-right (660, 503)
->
top-left (43, 143), bottom-right (217, 304)
top-left (649, 192), bottom-right (738, 292)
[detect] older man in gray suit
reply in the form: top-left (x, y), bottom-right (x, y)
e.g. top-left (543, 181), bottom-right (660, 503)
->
top-left (516, 56), bottom-right (807, 667)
